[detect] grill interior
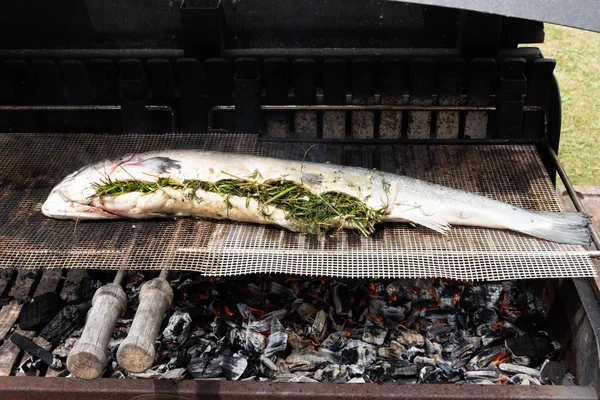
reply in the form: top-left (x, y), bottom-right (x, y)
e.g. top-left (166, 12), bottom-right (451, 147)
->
top-left (0, 132), bottom-right (594, 280)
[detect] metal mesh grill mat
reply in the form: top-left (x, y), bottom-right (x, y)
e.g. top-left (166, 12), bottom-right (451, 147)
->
top-left (0, 132), bottom-right (595, 280)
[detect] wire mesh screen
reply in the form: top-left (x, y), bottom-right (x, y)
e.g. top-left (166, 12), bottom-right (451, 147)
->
top-left (0, 132), bottom-right (595, 280)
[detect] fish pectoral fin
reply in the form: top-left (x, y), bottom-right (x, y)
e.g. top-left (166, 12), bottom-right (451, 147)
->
top-left (389, 207), bottom-right (451, 234)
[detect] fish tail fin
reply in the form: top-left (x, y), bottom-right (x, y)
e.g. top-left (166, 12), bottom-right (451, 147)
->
top-left (516, 211), bottom-right (592, 246)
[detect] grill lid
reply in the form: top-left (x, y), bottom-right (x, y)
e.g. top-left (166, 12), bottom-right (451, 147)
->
top-left (395, 0), bottom-right (600, 33)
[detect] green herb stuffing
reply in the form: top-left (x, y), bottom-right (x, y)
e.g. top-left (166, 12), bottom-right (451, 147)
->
top-left (91, 176), bottom-right (386, 235)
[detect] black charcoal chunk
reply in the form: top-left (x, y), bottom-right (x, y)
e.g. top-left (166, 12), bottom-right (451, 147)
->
top-left (249, 309), bottom-right (288, 332)
top-left (246, 331), bottom-right (267, 353)
top-left (460, 284), bottom-right (502, 311)
top-left (506, 373), bottom-right (542, 385)
top-left (286, 351), bottom-right (328, 372)
top-left (322, 331), bottom-right (348, 352)
top-left (40, 301), bottom-right (92, 346)
top-left (66, 277), bottom-right (101, 304)
top-left (264, 331), bottom-right (288, 357)
top-left (188, 357), bottom-right (222, 379)
top-left (498, 363), bottom-right (540, 378)
top-left (333, 284), bottom-right (351, 315)
top-left (395, 326), bottom-right (425, 348)
top-left (19, 292), bottom-right (66, 330)
top-left (220, 354), bottom-right (248, 380)
top-left (362, 326), bottom-right (387, 346)
top-left (505, 334), bottom-right (558, 367)
top-left (163, 311), bottom-right (192, 344)
top-left (308, 310), bottom-right (328, 342)
top-left (540, 360), bottom-right (568, 385)
top-left (270, 282), bottom-right (296, 298)
top-left (393, 364), bottom-right (418, 377)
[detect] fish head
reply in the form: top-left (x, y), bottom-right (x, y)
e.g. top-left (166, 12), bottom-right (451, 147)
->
top-left (42, 153), bottom-right (182, 219)
top-left (41, 159), bottom-right (122, 219)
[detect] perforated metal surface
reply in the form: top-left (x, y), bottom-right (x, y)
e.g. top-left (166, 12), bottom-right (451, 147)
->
top-left (0, 132), bottom-right (595, 280)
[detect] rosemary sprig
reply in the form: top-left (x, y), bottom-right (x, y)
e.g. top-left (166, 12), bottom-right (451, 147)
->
top-left (90, 175), bottom-right (385, 236)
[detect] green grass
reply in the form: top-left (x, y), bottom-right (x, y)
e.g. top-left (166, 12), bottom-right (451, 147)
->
top-left (538, 25), bottom-right (600, 185)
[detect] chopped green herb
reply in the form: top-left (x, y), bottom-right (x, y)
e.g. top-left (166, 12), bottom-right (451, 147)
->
top-left (91, 175), bottom-right (386, 235)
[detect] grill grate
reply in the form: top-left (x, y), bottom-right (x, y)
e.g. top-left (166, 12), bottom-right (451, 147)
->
top-left (0, 132), bottom-right (595, 280)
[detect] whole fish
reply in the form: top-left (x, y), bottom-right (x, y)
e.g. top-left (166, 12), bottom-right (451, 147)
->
top-left (42, 150), bottom-right (591, 245)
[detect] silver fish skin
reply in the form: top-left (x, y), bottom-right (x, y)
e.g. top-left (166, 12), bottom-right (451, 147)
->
top-left (41, 150), bottom-right (591, 245)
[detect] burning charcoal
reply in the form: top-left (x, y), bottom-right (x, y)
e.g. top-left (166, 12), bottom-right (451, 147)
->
top-left (264, 331), bottom-right (288, 357)
top-left (167, 353), bottom-right (191, 370)
top-left (406, 347), bottom-right (425, 361)
top-left (296, 302), bottom-right (317, 320)
top-left (460, 284), bottom-right (502, 311)
top-left (19, 292), bottom-right (66, 330)
top-left (357, 344), bottom-right (376, 367)
top-left (333, 283), bottom-right (351, 315)
top-left (188, 357), bottom-right (222, 379)
top-left (308, 310), bottom-right (328, 342)
top-left (505, 334), bottom-right (558, 367)
top-left (540, 360), bottom-right (568, 385)
top-left (419, 365), bottom-right (441, 383)
top-left (66, 277), bottom-right (101, 304)
top-left (270, 282), bottom-right (296, 298)
top-left (362, 326), bottom-right (387, 346)
top-left (318, 348), bottom-right (343, 364)
top-left (424, 339), bottom-right (442, 357)
top-left (259, 354), bottom-right (277, 370)
top-left (437, 359), bottom-right (459, 378)
top-left (393, 363), bottom-right (418, 377)
top-left (465, 370), bottom-right (501, 381)
top-left (40, 301), bottom-right (92, 346)
top-left (162, 311), bottom-right (192, 344)
top-left (507, 374), bottom-right (542, 385)
top-left (474, 307), bottom-right (499, 326)
top-left (426, 322), bottom-right (452, 339)
top-left (237, 303), bottom-right (252, 319)
top-left (466, 345), bottom-right (505, 370)
top-left (367, 299), bottom-right (387, 320)
top-left (348, 363), bottom-right (365, 377)
top-left (220, 353), bottom-right (248, 380)
top-left (160, 368), bottom-right (187, 380)
top-left (395, 326), bottom-right (425, 348)
top-left (10, 332), bottom-right (62, 368)
top-left (249, 309), bottom-right (288, 332)
top-left (286, 351), bottom-right (328, 372)
top-left (246, 331), bottom-right (267, 353)
top-left (421, 308), bottom-right (459, 320)
top-left (414, 356), bottom-right (436, 367)
top-left (377, 346), bottom-right (404, 361)
top-left (498, 363), bottom-right (541, 378)
top-left (382, 305), bottom-right (408, 322)
top-left (287, 329), bottom-right (310, 351)
top-left (187, 338), bottom-right (215, 358)
top-left (322, 331), bottom-right (348, 352)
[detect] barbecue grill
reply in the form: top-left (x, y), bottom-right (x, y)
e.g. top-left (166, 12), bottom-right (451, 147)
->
top-left (1, 1), bottom-right (600, 399)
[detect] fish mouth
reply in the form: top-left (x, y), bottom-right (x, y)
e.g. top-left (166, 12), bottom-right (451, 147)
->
top-left (41, 188), bottom-right (120, 220)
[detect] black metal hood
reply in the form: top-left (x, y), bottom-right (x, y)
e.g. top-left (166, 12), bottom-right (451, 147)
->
top-left (393, 0), bottom-right (600, 33)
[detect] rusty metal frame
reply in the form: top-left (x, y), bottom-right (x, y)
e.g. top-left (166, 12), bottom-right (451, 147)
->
top-left (0, 377), bottom-right (596, 400)
top-left (207, 104), bottom-right (548, 134)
